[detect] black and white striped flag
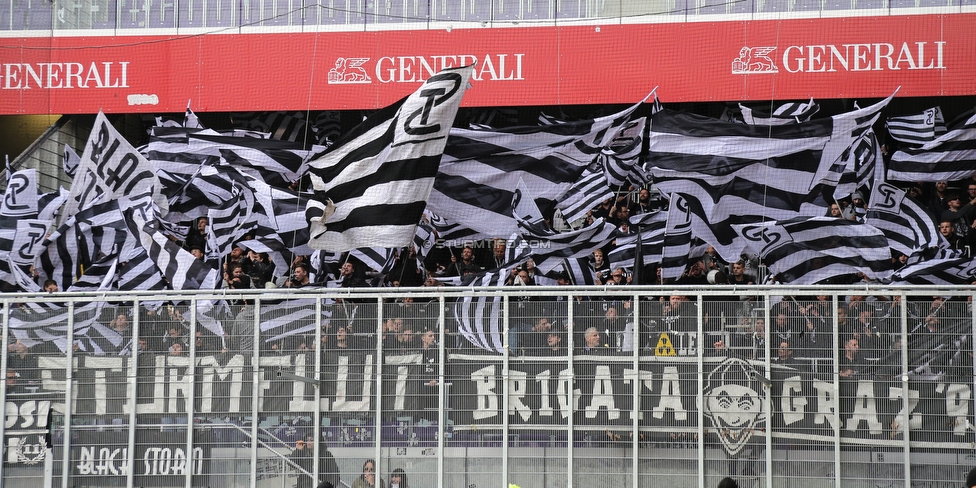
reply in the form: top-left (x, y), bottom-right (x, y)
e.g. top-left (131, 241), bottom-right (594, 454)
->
top-left (888, 248), bottom-right (976, 285)
top-left (117, 246), bottom-right (169, 292)
top-left (601, 117), bottom-right (648, 187)
top-left (413, 217), bottom-right (437, 261)
top-left (63, 111), bottom-right (169, 223)
top-left (733, 217), bottom-right (891, 285)
top-left (886, 106), bottom-right (946, 146)
top-left (562, 257), bottom-right (597, 286)
top-left (607, 211), bottom-right (666, 271)
top-left (648, 94), bottom-right (893, 261)
top-left (865, 182), bottom-right (944, 258)
top-left (555, 166), bottom-right (613, 224)
top-left (453, 271), bottom-right (508, 353)
top-left (661, 194), bottom-right (694, 281)
top-left (260, 298), bottom-right (319, 343)
top-left (63, 144), bottom-right (81, 178)
top-left (306, 65), bottom-right (474, 252)
top-left (126, 208), bottom-right (219, 291)
top-left (350, 247), bottom-right (397, 275)
top-left (517, 216), bottom-right (619, 275)
top-left (428, 100), bottom-right (644, 240)
top-left (887, 110), bottom-right (976, 182)
top-left (739, 98), bottom-right (819, 125)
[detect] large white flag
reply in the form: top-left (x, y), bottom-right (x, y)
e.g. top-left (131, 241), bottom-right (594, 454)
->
top-left (62, 111), bottom-right (169, 224)
top-left (306, 65), bottom-right (474, 252)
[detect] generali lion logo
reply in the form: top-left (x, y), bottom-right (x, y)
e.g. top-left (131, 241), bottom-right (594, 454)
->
top-left (328, 58), bottom-right (371, 84)
top-left (732, 47), bottom-right (779, 74)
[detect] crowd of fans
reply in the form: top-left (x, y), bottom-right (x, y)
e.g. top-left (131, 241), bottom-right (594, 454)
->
top-left (6, 179), bottom-right (976, 397)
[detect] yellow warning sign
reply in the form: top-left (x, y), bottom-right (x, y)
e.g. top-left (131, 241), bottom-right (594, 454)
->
top-left (655, 333), bottom-right (676, 356)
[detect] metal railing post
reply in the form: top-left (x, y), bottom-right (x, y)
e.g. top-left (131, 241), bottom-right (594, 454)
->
top-left (126, 299), bottom-right (140, 488)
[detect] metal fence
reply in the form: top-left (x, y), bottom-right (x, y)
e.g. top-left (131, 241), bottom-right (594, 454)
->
top-left (1, 0), bottom-right (970, 33)
top-left (1, 285), bottom-right (974, 488)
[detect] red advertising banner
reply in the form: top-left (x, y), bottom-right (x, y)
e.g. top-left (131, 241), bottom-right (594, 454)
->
top-left (0, 13), bottom-right (972, 114)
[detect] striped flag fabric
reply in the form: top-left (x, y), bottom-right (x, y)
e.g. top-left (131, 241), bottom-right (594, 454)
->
top-left (413, 217), bottom-right (437, 260)
top-left (888, 248), bottom-right (976, 285)
top-left (205, 187), bottom-right (256, 259)
top-left (306, 65), bottom-right (474, 252)
top-left (887, 110), bottom-right (976, 182)
top-left (453, 270), bottom-right (508, 353)
top-left (607, 211), bottom-right (666, 271)
top-left (66, 253), bottom-right (119, 291)
top-left (63, 111), bottom-right (169, 224)
top-left (733, 217), bottom-right (892, 285)
top-left (661, 194), bottom-right (694, 281)
top-left (865, 182), bottom-right (944, 258)
top-left (562, 257), bottom-right (598, 286)
top-left (601, 117), bottom-right (648, 188)
top-left (427, 100), bottom-right (644, 240)
top-left (886, 107), bottom-right (946, 146)
top-left (117, 246), bottom-right (169, 292)
top-left (425, 211), bottom-right (480, 242)
top-left (350, 247), bottom-right (397, 275)
top-left (739, 98), bottom-right (819, 125)
top-left (555, 166), bottom-right (613, 224)
top-left (511, 179), bottom-right (618, 274)
top-left (831, 129), bottom-right (884, 201)
top-left (125, 208), bottom-right (219, 291)
top-left (260, 297), bottom-right (319, 343)
top-left (63, 145), bottom-right (81, 178)
top-left (516, 216), bottom-right (619, 275)
top-left (647, 94), bottom-right (893, 262)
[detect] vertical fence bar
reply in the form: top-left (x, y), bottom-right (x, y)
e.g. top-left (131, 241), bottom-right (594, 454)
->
top-left (185, 299), bottom-right (197, 488)
top-left (61, 301), bottom-right (76, 488)
top-left (566, 292), bottom-right (575, 488)
top-left (436, 295), bottom-right (446, 488)
top-left (696, 293), bottom-right (705, 488)
top-left (374, 296), bottom-right (383, 473)
top-left (900, 292), bottom-right (911, 488)
top-left (764, 292), bottom-right (772, 488)
top-left (313, 298), bottom-right (322, 487)
top-left (832, 294), bottom-right (841, 488)
top-left (125, 299), bottom-right (140, 488)
top-left (501, 294), bottom-right (510, 488)
top-left (0, 298), bottom-right (10, 480)
top-left (250, 298), bottom-right (262, 487)
top-left (631, 292), bottom-right (639, 488)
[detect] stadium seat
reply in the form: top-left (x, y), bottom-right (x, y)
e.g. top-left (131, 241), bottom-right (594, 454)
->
top-left (758, 0), bottom-right (791, 13)
top-left (206, 0), bottom-right (239, 27)
top-left (149, 0), bottom-right (178, 28)
top-left (25, 1), bottom-right (53, 30)
top-left (792, 0), bottom-right (823, 10)
top-left (91, 0), bottom-right (119, 29)
top-left (431, 0), bottom-right (463, 21)
top-left (464, 0), bottom-right (492, 21)
top-left (0, 1), bottom-right (12, 30)
top-left (729, 0), bottom-right (756, 14)
top-left (175, 0), bottom-right (205, 28)
top-left (555, 0), bottom-right (584, 19)
top-left (823, 0), bottom-right (853, 9)
top-left (853, 0), bottom-right (885, 8)
top-left (697, 0), bottom-right (729, 14)
top-left (259, 0), bottom-right (291, 26)
top-left (493, 0), bottom-right (521, 20)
